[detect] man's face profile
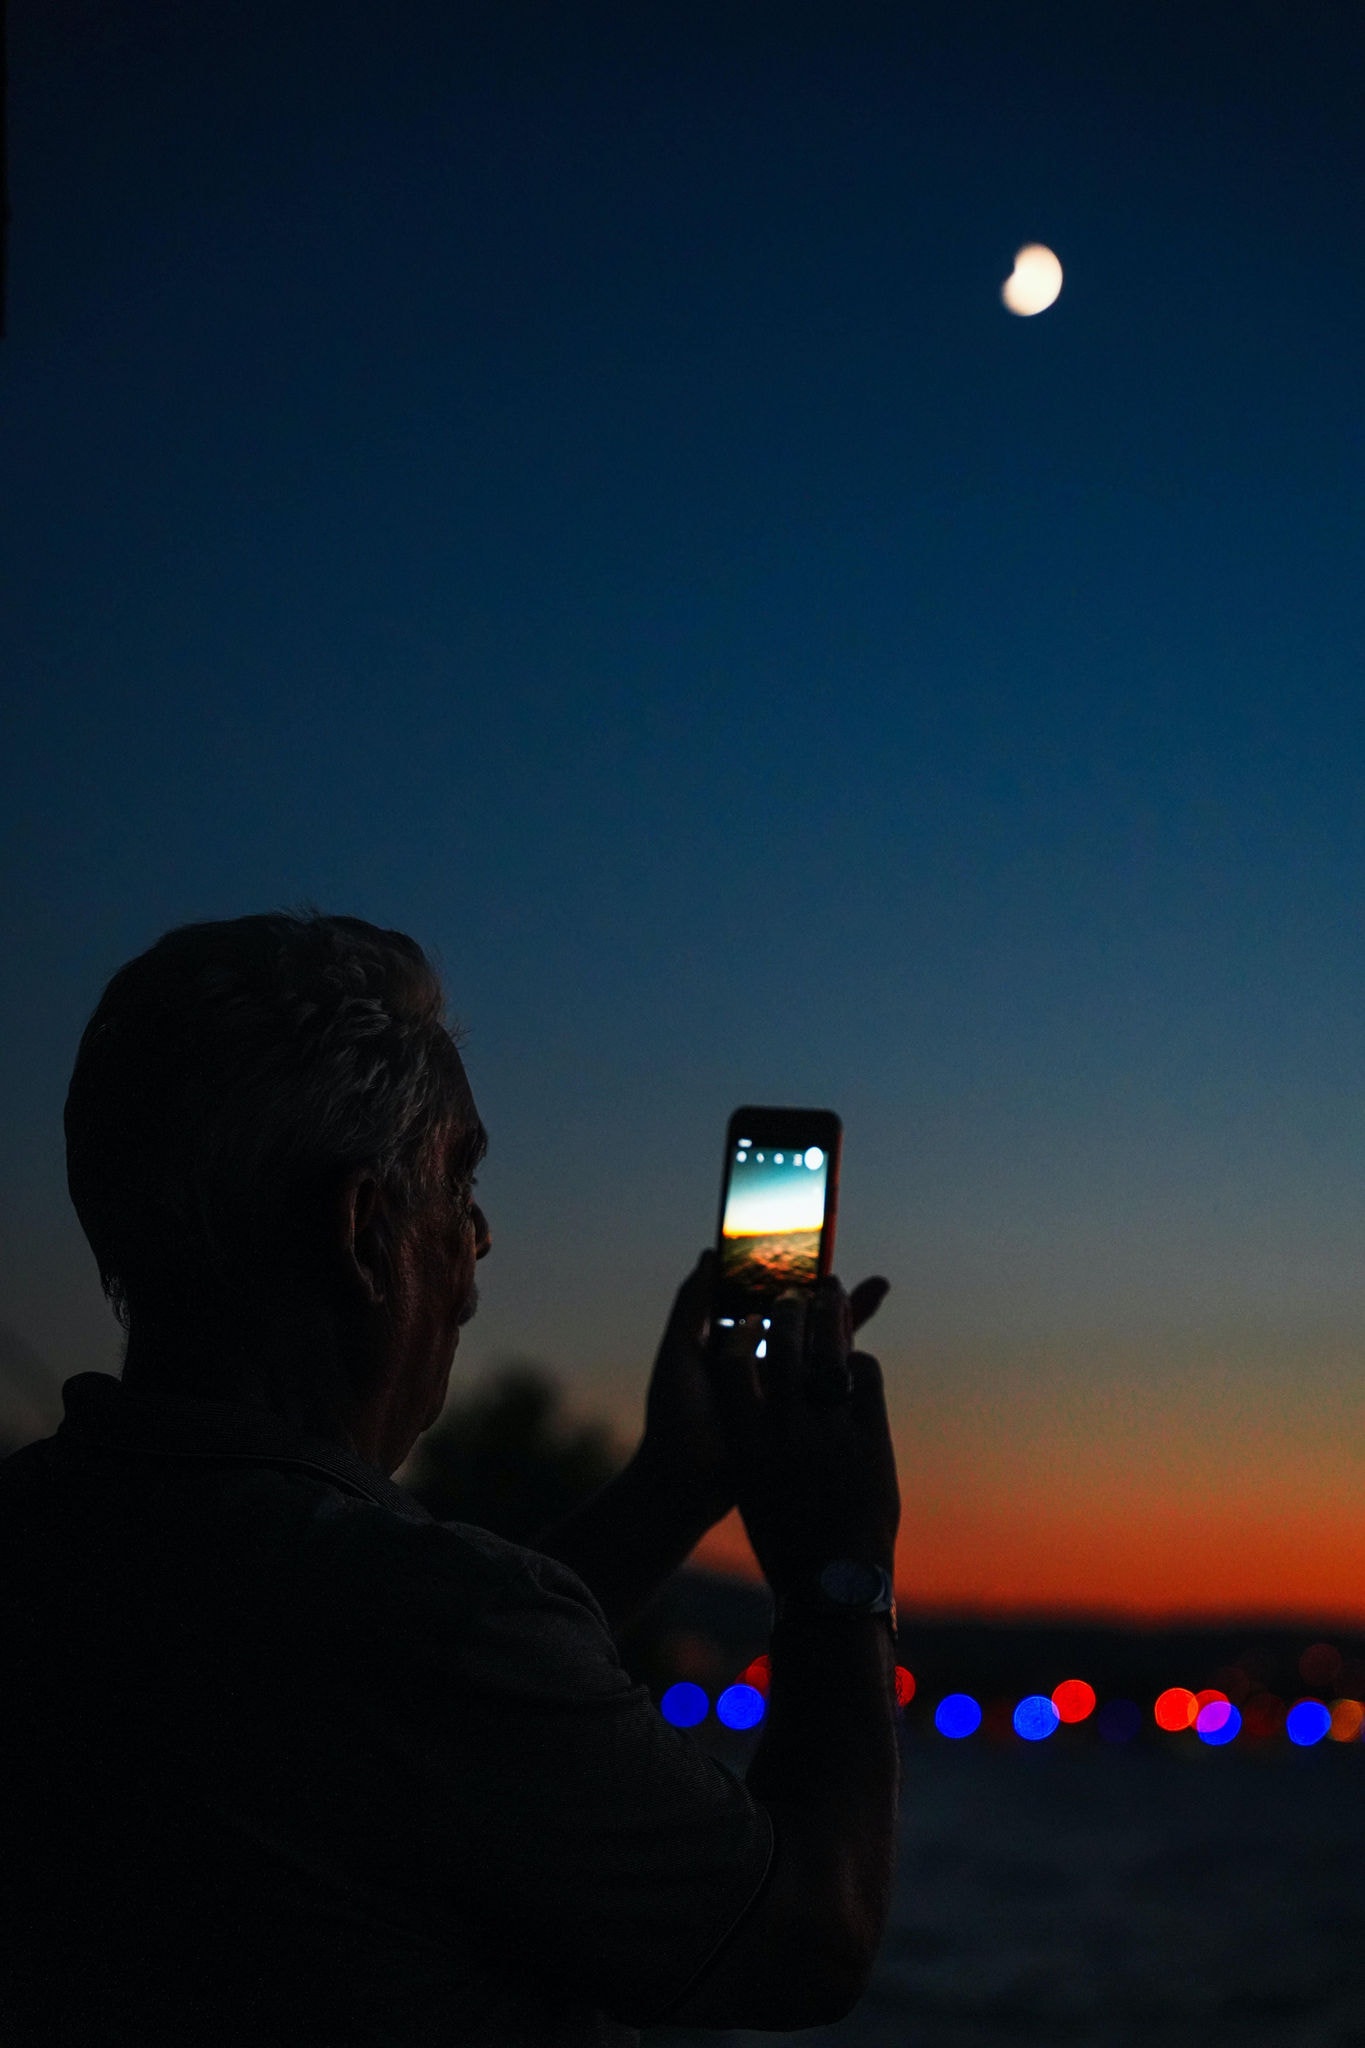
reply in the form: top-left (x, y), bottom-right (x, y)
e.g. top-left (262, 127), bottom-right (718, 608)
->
top-left (347, 1072), bottom-right (492, 1467)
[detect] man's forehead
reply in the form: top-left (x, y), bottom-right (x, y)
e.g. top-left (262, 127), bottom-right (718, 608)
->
top-left (445, 1044), bottom-right (475, 1110)
top-left (441, 1044), bottom-right (485, 1165)
top-left (444, 1096), bottom-right (487, 1173)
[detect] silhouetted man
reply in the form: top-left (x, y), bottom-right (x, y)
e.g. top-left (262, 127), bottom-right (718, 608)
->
top-left (0, 910), bottom-right (902, 2045)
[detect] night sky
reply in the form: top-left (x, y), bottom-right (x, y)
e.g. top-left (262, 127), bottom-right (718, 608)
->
top-left (5, 0), bottom-right (1365, 1619)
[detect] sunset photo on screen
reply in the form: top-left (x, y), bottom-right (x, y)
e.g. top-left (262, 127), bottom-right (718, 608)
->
top-left (720, 1144), bottom-right (827, 1292)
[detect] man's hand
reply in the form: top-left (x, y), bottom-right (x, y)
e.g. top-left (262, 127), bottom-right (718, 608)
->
top-left (638, 1249), bottom-right (891, 1530)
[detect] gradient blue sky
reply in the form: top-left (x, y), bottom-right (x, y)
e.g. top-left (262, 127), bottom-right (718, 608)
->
top-left (4, 0), bottom-right (1365, 1614)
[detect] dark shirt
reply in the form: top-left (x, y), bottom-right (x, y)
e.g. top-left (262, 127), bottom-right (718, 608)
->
top-left (0, 1372), bottom-right (775, 2046)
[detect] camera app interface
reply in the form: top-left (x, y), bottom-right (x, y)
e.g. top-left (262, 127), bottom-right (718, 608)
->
top-left (720, 1136), bottom-right (829, 1298)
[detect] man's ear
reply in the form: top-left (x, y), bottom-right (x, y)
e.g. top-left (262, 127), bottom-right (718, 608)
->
top-left (336, 1172), bottom-right (389, 1308)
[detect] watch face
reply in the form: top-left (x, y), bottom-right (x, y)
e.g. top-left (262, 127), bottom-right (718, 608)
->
top-left (820, 1560), bottom-right (883, 1604)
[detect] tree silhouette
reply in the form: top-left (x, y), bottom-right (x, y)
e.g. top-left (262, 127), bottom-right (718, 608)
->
top-left (402, 1359), bottom-right (628, 1545)
top-left (400, 1363), bottom-right (741, 1703)
top-left (0, 1323), bottom-right (62, 1455)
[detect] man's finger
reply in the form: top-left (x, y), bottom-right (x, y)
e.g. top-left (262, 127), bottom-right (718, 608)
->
top-left (664, 1249), bottom-right (716, 1346)
top-left (803, 1278), bottom-right (851, 1401)
top-left (707, 1313), bottom-right (764, 1450)
top-left (763, 1292), bottom-right (807, 1403)
top-left (849, 1276), bottom-right (890, 1332)
top-left (808, 1277), bottom-right (850, 1373)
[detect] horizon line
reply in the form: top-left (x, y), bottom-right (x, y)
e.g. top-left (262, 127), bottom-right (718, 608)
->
top-left (680, 1563), bottom-right (1365, 1635)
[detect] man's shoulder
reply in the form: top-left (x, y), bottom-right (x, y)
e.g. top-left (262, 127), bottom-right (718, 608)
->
top-left (309, 1505), bottom-right (626, 1709)
top-left (320, 1500), bottom-right (610, 1636)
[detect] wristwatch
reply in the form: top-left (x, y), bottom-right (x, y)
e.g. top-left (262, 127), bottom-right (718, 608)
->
top-left (774, 1560), bottom-right (898, 1643)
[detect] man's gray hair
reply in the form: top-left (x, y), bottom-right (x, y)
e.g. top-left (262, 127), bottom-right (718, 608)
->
top-left (64, 907), bottom-right (484, 1351)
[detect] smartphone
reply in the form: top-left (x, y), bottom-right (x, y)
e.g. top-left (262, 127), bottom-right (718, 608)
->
top-left (710, 1105), bottom-right (842, 1342)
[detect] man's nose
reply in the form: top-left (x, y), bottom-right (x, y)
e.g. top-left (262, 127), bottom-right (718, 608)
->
top-left (472, 1204), bottom-right (492, 1260)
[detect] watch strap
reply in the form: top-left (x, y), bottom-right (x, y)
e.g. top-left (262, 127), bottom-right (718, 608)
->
top-left (774, 1560), bottom-right (898, 1642)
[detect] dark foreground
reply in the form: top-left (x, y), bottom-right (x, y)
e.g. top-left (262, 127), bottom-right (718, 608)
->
top-left (646, 1738), bottom-right (1365, 2047)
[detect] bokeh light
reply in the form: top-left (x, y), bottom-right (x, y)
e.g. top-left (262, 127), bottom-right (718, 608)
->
top-left (716, 1683), bottom-right (765, 1731)
top-left (1014, 1694), bottom-right (1060, 1742)
top-left (1242, 1692), bottom-right (1286, 1740)
top-left (660, 1682), bottom-right (709, 1728)
top-left (696, 1659), bottom-right (1365, 1750)
top-left (1286, 1699), bottom-right (1331, 1747)
top-left (1154, 1687), bottom-right (1197, 1732)
top-left (739, 1655), bottom-right (771, 1696)
top-left (1299, 1643), bottom-right (1342, 1691)
top-left (1328, 1698), bottom-right (1364, 1744)
top-left (1051, 1679), bottom-right (1096, 1724)
top-left (935, 1693), bottom-right (983, 1739)
top-left (1097, 1698), bottom-right (1141, 1744)
top-left (1196, 1700), bottom-right (1240, 1746)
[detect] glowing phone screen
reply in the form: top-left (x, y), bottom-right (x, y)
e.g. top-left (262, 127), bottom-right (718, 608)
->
top-left (720, 1139), bottom-right (830, 1296)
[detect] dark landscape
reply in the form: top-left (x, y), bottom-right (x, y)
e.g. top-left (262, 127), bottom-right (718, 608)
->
top-left (649, 1737), bottom-right (1365, 2048)
top-left (636, 1577), bottom-right (1365, 2044)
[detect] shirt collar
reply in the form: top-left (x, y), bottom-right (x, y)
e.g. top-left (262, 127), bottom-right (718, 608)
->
top-left (54, 1371), bottom-right (432, 1524)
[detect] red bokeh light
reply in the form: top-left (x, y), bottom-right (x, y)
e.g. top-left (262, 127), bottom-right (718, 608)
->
top-left (1154, 1686), bottom-right (1197, 1732)
top-left (1241, 1692), bottom-right (1286, 1740)
top-left (1193, 1688), bottom-right (1229, 1713)
top-left (740, 1655), bottom-right (771, 1696)
top-left (894, 1666), bottom-right (916, 1709)
top-left (1051, 1679), bottom-right (1096, 1724)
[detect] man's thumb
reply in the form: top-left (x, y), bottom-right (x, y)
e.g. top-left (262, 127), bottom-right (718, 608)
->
top-left (847, 1349), bottom-right (888, 1420)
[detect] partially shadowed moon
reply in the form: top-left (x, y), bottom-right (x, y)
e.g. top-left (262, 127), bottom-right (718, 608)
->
top-left (1002, 243), bottom-right (1063, 316)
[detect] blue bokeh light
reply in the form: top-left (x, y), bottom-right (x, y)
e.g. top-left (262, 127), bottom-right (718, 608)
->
top-left (1013, 1694), bottom-right (1060, 1741)
top-left (1196, 1702), bottom-right (1241, 1746)
top-left (661, 1682), bottom-right (709, 1728)
top-left (1096, 1698), bottom-right (1141, 1743)
top-left (1286, 1700), bottom-right (1331, 1747)
top-left (716, 1683), bottom-right (766, 1731)
top-left (935, 1693), bottom-right (983, 1739)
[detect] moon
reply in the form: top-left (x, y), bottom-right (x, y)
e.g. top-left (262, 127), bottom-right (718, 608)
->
top-left (1001, 243), bottom-right (1063, 316)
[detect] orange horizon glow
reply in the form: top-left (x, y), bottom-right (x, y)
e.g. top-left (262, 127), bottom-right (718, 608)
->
top-left (686, 1503), bottom-right (1365, 1629)
top-left (600, 1330), bottom-right (1365, 1626)
top-left (684, 1343), bottom-right (1365, 1627)
top-left (721, 1224), bottom-right (821, 1239)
